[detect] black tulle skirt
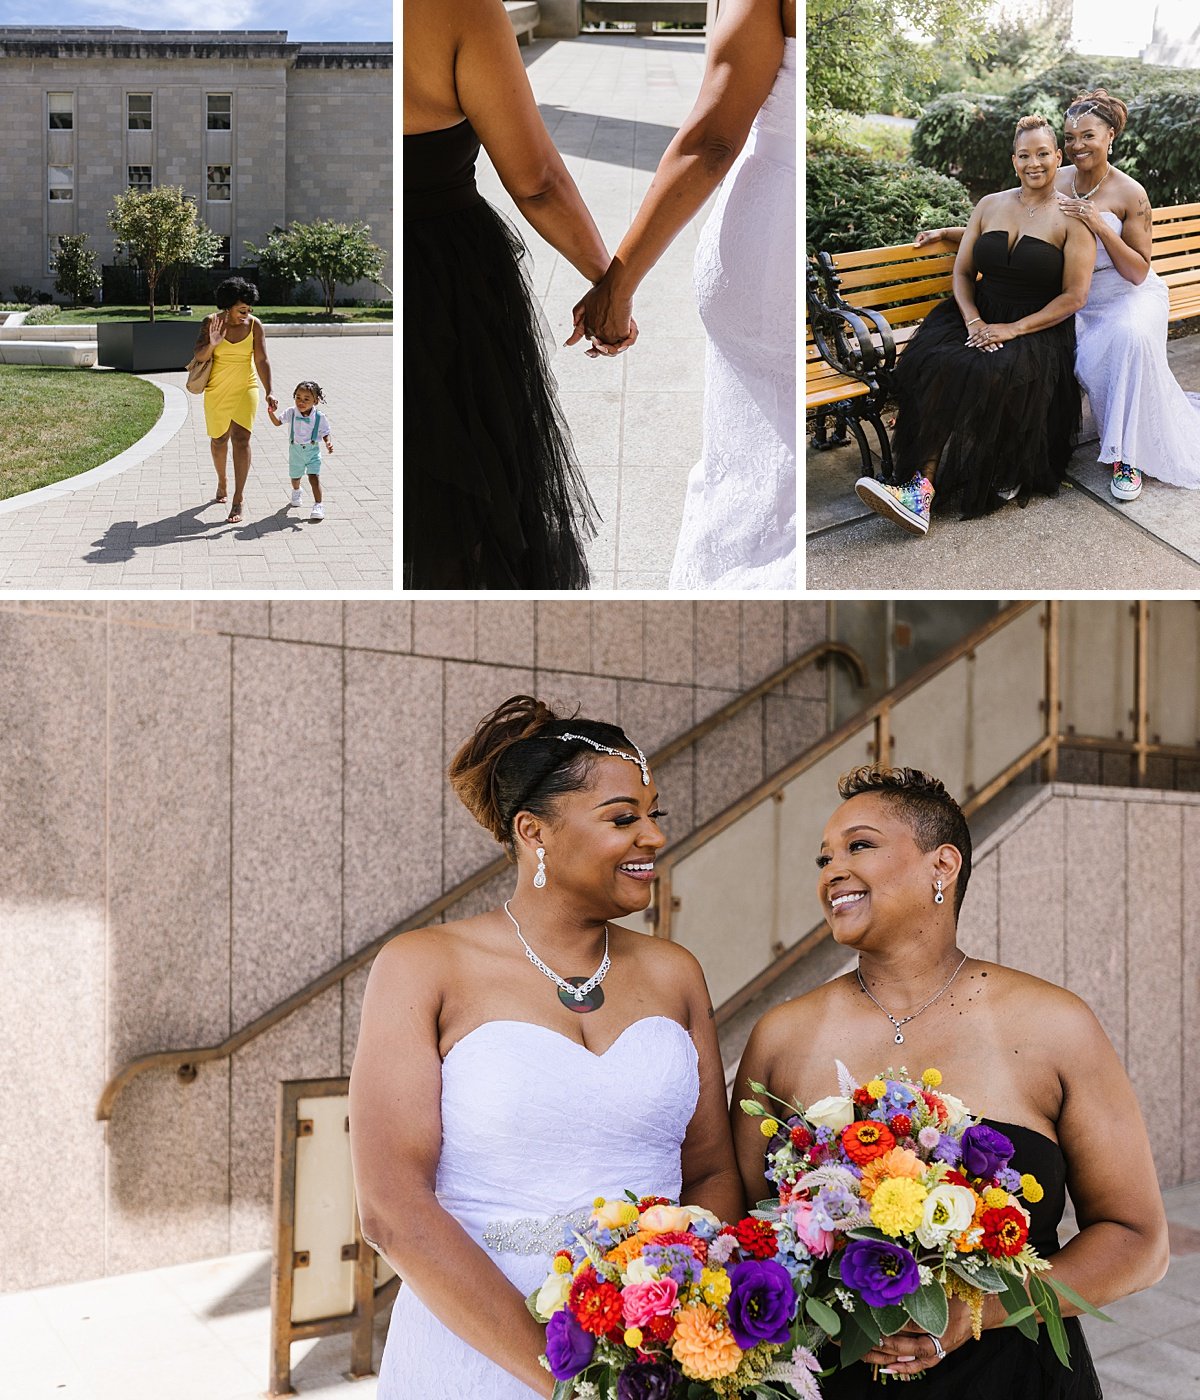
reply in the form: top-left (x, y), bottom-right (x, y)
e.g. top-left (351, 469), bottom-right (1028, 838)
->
top-left (403, 198), bottom-right (597, 589)
top-left (890, 234), bottom-right (1080, 518)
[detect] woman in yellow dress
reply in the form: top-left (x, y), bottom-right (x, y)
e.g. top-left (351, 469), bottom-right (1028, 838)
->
top-left (191, 277), bottom-right (277, 523)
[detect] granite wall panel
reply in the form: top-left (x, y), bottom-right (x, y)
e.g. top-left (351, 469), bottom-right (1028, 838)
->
top-left (644, 602), bottom-right (695, 685)
top-left (1064, 796), bottom-right (1127, 1059)
top-left (1184, 806), bottom-right (1200, 1183)
top-left (344, 602), bottom-right (412, 653)
top-left (997, 797), bottom-right (1066, 985)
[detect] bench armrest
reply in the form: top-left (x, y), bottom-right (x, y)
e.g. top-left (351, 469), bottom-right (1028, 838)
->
top-left (807, 261), bottom-right (892, 386)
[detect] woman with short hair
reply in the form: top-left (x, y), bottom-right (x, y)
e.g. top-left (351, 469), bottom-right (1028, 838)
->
top-left (732, 764), bottom-right (1169, 1396)
top-left (191, 275), bottom-right (276, 524)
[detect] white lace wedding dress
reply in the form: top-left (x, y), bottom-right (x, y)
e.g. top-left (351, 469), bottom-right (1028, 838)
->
top-left (1076, 210), bottom-right (1200, 486)
top-left (377, 1016), bottom-right (700, 1398)
top-left (669, 36), bottom-right (797, 591)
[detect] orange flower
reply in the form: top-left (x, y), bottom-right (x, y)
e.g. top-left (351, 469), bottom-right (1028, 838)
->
top-left (606, 1229), bottom-right (654, 1270)
top-left (842, 1120), bottom-right (897, 1166)
top-left (671, 1304), bottom-right (743, 1380)
top-left (858, 1147), bottom-right (925, 1201)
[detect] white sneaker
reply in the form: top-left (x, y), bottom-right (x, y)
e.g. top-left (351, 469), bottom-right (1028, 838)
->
top-left (288, 487), bottom-right (302, 507)
top-left (309, 502), bottom-right (325, 521)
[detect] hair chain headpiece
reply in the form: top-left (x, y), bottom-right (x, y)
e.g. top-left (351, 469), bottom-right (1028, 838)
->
top-left (558, 732), bottom-right (650, 785)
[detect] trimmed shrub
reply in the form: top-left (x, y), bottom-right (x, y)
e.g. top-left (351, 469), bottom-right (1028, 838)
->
top-left (24, 304), bottom-right (62, 325)
top-left (807, 152), bottom-right (974, 254)
top-left (912, 61), bottom-right (1200, 205)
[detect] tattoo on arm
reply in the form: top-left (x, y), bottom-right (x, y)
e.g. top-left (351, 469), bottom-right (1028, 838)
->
top-left (1137, 197), bottom-right (1151, 233)
top-left (707, 1005), bottom-right (715, 1020)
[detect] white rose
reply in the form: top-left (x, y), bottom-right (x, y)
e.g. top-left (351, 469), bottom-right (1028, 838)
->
top-left (805, 1095), bottom-right (855, 1132)
top-left (915, 1183), bottom-right (977, 1249)
top-left (624, 1256), bottom-right (658, 1285)
top-left (534, 1271), bottom-right (572, 1317)
top-left (936, 1091), bottom-right (971, 1126)
top-left (684, 1205), bottom-right (723, 1232)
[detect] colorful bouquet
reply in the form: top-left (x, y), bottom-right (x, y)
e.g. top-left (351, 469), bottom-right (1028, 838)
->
top-left (527, 1193), bottom-right (824, 1399)
top-left (741, 1063), bottom-right (1107, 1379)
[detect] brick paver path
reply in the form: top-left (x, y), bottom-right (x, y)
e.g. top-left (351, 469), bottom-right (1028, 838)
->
top-left (479, 36), bottom-right (710, 590)
top-left (0, 334), bottom-right (392, 590)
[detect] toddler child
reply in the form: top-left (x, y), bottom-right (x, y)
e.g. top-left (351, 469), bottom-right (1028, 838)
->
top-left (269, 380), bottom-right (334, 520)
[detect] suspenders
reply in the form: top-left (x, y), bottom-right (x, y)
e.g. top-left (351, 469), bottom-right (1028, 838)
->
top-left (288, 410), bottom-right (322, 446)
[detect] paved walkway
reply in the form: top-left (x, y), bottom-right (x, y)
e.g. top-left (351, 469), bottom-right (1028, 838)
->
top-left (807, 335), bottom-right (1200, 589)
top-left (0, 334), bottom-right (392, 590)
top-left (3, 1177), bottom-right (1196, 1397)
top-left (481, 35), bottom-right (711, 589)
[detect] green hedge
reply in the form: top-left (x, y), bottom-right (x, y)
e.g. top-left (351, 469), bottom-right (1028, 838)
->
top-left (912, 60), bottom-right (1200, 205)
top-left (807, 152), bottom-right (974, 254)
top-left (23, 304), bottom-right (62, 326)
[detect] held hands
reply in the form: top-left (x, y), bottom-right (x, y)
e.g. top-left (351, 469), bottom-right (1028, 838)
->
top-left (267, 407), bottom-right (282, 427)
top-left (566, 270), bottom-right (639, 358)
top-left (858, 1296), bottom-right (976, 1377)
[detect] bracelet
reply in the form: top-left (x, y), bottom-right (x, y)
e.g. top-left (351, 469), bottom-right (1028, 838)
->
top-left (965, 317), bottom-right (982, 326)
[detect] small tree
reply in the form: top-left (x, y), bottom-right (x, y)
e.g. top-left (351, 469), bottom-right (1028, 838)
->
top-left (246, 219), bottom-right (386, 316)
top-left (51, 234), bottom-right (102, 307)
top-left (164, 221), bottom-right (223, 312)
top-left (108, 185), bottom-right (203, 322)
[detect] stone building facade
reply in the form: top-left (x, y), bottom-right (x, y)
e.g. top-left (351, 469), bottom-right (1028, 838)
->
top-left (0, 28), bottom-right (392, 300)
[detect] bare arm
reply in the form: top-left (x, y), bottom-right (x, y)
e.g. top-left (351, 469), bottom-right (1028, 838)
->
top-left (675, 948), bottom-right (745, 1221)
top-left (914, 226), bottom-right (966, 249)
top-left (950, 199), bottom-right (988, 328)
top-left (456, 0), bottom-right (608, 283)
top-left (730, 1007), bottom-right (791, 1208)
top-left (192, 313), bottom-right (221, 363)
top-left (1059, 181), bottom-right (1152, 286)
top-left (571, 0), bottom-right (785, 345)
top-left (349, 935), bottom-right (553, 1397)
top-left (251, 320), bottom-right (276, 404)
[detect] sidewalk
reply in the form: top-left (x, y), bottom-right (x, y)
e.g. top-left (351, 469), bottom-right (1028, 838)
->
top-left (806, 335), bottom-right (1200, 589)
top-left (0, 334), bottom-right (392, 591)
top-left (4, 1179), bottom-right (1197, 1398)
top-left (480, 35), bottom-right (711, 589)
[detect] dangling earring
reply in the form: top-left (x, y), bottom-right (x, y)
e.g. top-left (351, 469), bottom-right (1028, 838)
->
top-left (534, 847), bottom-right (547, 889)
top-left (934, 878), bottom-right (944, 905)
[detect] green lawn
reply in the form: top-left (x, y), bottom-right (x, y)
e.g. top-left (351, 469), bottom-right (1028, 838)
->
top-left (0, 365), bottom-right (164, 500)
top-left (50, 304), bottom-right (392, 324)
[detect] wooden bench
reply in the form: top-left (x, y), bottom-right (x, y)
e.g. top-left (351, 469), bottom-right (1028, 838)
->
top-left (807, 200), bottom-right (1200, 478)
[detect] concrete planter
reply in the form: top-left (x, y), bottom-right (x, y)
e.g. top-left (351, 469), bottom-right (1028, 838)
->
top-left (96, 319), bottom-right (198, 372)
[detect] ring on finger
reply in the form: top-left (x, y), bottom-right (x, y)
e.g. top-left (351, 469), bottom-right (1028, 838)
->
top-left (931, 1335), bottom-right (946, 1361)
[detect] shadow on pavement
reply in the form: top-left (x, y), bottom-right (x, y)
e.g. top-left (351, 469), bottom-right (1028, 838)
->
top-left (83, 503), bottom-right (307, 563)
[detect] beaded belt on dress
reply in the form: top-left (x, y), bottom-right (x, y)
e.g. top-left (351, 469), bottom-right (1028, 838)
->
top-left (481, 1206), bottom-right (592, 1255)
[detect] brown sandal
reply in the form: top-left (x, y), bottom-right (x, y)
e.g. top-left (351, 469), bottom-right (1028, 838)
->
top-left (226, 500), bottom-right (243, 524)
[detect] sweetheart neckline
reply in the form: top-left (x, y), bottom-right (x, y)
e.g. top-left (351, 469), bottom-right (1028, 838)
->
top-left (978, 230), bottom-right (1062, 258)
top-left (443, 1014), bottom-right (694, 1065)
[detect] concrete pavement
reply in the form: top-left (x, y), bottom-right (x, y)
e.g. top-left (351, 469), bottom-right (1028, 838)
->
top-left (481, 35), bottom-right (712, 590)
top-left (0, 333), bottom-right (392, 591)
top-left (806, 334), bottom-right (1200, 590)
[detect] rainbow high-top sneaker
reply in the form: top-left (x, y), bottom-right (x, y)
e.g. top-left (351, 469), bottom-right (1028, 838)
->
top-left (855, 473), bottom-right (934, 536)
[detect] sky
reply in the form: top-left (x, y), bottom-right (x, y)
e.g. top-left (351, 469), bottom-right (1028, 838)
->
top-left (0, 0), bottom-right (390, 42)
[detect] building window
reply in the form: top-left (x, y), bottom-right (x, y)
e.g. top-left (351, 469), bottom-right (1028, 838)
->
top-left (128, 165), bottom-right (153, 190)
top-left (48, 92), bottom-right (73, 130)
top-left (206, 165), bottom-right (231, 201)
top-left (128, 94), bottom-right (152, 130)
top-left (207, 94), bottom-right (232, 130)
top-left (48, 165), bottom-right (74, 201)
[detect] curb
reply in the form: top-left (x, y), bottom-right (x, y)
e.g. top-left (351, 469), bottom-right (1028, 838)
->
top-left (1, 322), bottom-right (393, 341)
top-left (0, 378), bottom-right (189, 517)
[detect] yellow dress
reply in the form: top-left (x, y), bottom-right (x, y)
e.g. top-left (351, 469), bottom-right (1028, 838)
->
top-left (203, 319), bottom-right (260, 437)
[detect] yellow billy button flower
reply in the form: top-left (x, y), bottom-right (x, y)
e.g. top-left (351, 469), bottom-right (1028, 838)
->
top-left (1021, 1174), bottom-right (1045, 1203)
top-left (983, 1187), bottom-right (1010, 1210)
top-left (760, 1118), bottom-right (780, 1138)
top-left (922, 1068), bottom-right (943, 1088)
top-left (867, 1078), bottom-right (887, 1099)
top-left (553, 1255), bottom-right (573, 1275)
top-left (625, 1327), bottom-right (644, 1349)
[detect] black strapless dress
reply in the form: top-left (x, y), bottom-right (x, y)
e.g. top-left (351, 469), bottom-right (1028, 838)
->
top-left (820, 1121), bottom-right (1103, 1399)
top-left (891, 233), bottom-right (1081, 517)
top-left (403, 119), bottom-right (597, 589)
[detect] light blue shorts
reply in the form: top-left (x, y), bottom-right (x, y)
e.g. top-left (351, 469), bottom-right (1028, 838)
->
top-left (288, 440), bottom-right (321, 478)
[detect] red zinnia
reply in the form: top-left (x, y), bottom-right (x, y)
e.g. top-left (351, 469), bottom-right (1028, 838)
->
top-left (730, 1216), bottom-right (778, 1259)
top-left (921, 1090), bottom-right (947, 1123)
top-left (853, 1087), bottom-right (877, 1108)
top-left (888, 1113), bottom-right (912, 1139)
top-left (981, 1206), bottom-right (1029, 1258)
top-left (571, 1274), bottom-right (624, 1335)
top-left (652, 1230), bottom-right (709, 1263)
top-left (646, 1312), bottom-right (677, 1342)
top-left (842, 1120), bottom-right (897, 1165)
top-left (638, 1195), bottom-right (671, 1211)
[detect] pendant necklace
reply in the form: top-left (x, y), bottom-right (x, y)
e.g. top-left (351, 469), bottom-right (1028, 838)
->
top-left (856, 952), bottom-right (968, 1044)
top-left (503, 900), bottom-right (610, 1014)
top-left (1018, 190), bottom-right (1056, 219)
top-left (1072, 166), bottom-right (1111, 201)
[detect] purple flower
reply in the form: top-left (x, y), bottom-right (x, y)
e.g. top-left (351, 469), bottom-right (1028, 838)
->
top-left (960, 1124), bottom-right (1015, 1180)
top-left (726, 1258), bottom-right (797, 1351)
top-left (997, 1167), bottom-right (1022, 1193)
top-left (839, 1238), bottom-right (921, 1307)
top-left (545, 1308), bottom-right (594, 1380)
top-left (933, 1134), bottom-right (962, 1166)
top-left (641, 1243), bottom-right (701, 1289)
top-left (617, 1361), bottom-right (683, 1400)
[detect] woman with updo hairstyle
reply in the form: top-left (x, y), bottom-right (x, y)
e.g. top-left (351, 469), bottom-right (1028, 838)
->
top-left (733, 765), bottom-right (1169, 1397)
top-left (855, 115), bottom-right (1095, 537)
top-left (918, 87), bottom-right (1200, 504)
top-left (350, 695), bottom-right (741, 1398)
top-left (190, 275), bottom-right (277, 523)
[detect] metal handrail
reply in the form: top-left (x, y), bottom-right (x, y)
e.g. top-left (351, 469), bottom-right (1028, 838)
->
top-left (652, 601), bottom-right (1047, 1007)
top-left (96, 638), bottom-right (868, 1121)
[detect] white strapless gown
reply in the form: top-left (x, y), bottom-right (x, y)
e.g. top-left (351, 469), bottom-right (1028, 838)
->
top-left (377, 1016), bottom-right (700, 1398)
top-left (669, 37), bottom-right (797, 591)
top-left (1076, 209), bottom-right (1200, 486)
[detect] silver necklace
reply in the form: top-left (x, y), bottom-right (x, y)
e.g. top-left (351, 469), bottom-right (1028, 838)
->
top-left (856, 953), bottom-right (968, 1044)
top-left (503, 900), bottom-right (611, 1009)
top-left (1018, 190), bottom-right (1056, 219)
top-left (1071, 166), bottom-right (1111, 201)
